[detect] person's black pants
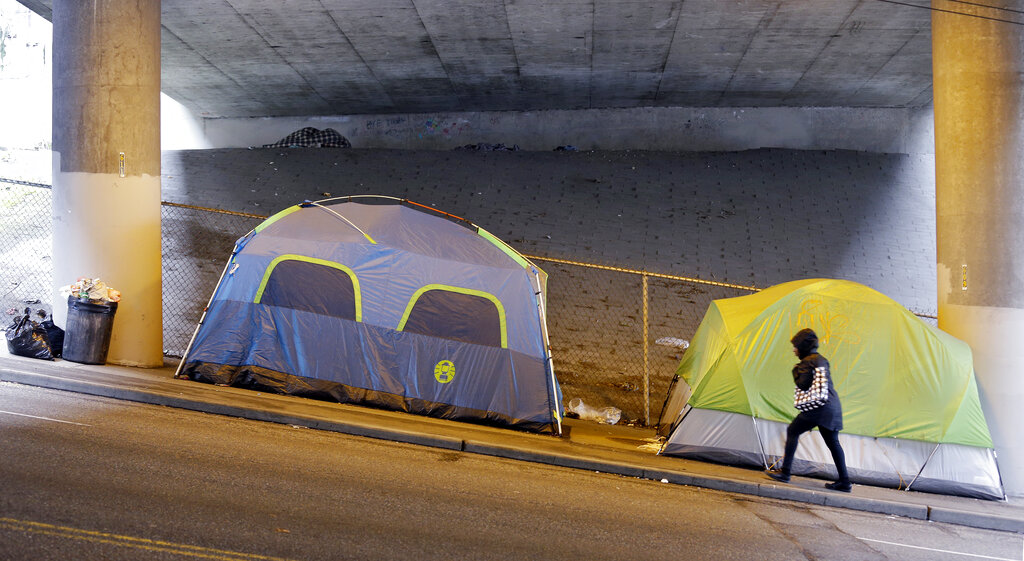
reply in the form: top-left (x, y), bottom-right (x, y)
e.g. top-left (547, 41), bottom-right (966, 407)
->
top-left (779, 413), bottom-right (850, 483)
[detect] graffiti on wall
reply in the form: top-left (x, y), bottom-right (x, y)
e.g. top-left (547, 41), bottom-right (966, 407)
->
top-left (419, 118), bottom-right (471, 138)
top-left (364, 116), bottom-right (408, 138)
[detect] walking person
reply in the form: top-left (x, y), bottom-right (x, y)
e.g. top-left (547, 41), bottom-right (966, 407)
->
top-left (766, 328), bottom-right (852, 492)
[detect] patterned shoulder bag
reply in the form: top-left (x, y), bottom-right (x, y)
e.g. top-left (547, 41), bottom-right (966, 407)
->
top-left (794, 366), bottom-right (830, 412)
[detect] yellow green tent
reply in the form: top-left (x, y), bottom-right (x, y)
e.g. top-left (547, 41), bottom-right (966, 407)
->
top-left (660, 279), bottom-right (1003, 500)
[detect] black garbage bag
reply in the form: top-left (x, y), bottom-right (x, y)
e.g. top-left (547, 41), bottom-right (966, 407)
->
top-left (40, 317), bottom-right (64, 358)
top-left (6, 309), bottom-right (55, 360)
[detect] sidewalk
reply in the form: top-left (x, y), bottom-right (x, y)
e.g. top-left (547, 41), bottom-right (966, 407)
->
top-left (1, 350), bottom-right (1021, 534)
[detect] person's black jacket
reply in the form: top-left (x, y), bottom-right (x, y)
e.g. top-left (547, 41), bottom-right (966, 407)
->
top-left (793, 352), bottom-right (843, 431)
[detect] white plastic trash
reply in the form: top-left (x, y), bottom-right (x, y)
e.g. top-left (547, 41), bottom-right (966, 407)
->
top-left (567, 398), bottom-right (622, 425)
top-left (655, 337), bottom-right (689, 349)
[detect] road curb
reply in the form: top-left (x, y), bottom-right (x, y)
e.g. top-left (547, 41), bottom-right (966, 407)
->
top-left (2, 367), bottom-right (1019, 534)
top-left (928, 507), bottom-right (1024, 533)
top-left (0, 367), bottom-right (465, 451)
top-left (823, 493), bottom-right (930, 520)
top-left (463, 440), bottom-right (648, 478)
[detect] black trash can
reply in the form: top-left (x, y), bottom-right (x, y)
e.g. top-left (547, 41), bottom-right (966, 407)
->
top-left (63, 296), bottom-right (118, 364)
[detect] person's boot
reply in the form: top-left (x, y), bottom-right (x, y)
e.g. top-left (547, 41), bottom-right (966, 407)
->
top-left (766, 470), bottom-right (790, 483)
top-left (825, 480), bottom-right (852, 492)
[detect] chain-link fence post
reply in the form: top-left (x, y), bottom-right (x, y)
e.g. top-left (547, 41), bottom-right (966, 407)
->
top-left (642, 272), bottom-right (650, 425)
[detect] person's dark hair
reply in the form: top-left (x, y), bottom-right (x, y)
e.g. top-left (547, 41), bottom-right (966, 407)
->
top-left (791, 328), bottom-right (819, 358)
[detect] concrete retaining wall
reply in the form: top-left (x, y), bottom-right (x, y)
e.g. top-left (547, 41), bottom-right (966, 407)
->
top-left (162, 146), bottom-right (937, 314)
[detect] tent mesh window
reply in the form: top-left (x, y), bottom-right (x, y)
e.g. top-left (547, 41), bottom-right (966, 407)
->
top-left (403, 289), bottom-right (502, 348)
top-left (259, 259), bottom-right (357, 320)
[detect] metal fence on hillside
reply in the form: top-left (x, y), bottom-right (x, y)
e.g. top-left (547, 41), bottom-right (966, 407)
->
top-left (0, 179), bottom-right (750, 424)
top-left (0, 181), bottom-right (264, 356)
top-left (1, 179), bottom-right (53, 318)
top-left (524, 256), bottom-right (755, 425)
top-left (160, 202), bottom-right (264, 356)
top-left (0, 178), bottom-right (936, 426)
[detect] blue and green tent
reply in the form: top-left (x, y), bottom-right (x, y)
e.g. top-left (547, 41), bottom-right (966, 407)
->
top-left (177, 196), bottom-right (563, 434)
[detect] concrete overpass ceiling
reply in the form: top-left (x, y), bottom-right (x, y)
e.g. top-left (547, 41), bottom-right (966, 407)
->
top-left (21, 0), bottom-right (934, 118)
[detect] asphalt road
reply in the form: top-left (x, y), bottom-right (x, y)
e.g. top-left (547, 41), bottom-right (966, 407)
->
top-left (0, 382), bottom-right (1021, 561)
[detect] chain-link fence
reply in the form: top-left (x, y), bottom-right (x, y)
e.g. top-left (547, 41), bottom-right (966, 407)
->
top-left (1, 178), bottom-right (937, 426)
top-left (160, 203), bottom-right (263, 356)
top-left (1, 180), bottom-right (264, 354)
top-left (529, 257), bottom-right (756, 425)
top-left (0, 179), bottom-right (53, 318)
top-left (0, 180), bottom-right (264, 357)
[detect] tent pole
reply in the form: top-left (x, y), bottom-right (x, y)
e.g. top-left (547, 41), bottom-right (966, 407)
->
top-left (992, 449), bottom-right (1009, 501)
top-left (307, 202), bottom-right (377, 244)
top-left (752, 416), bottom-right (770, 470)
top-left (172, 247), bottom-right (239, 379)
top-left (531, 268), bottom-right (561, 436)
top-left (906, 443), bottom-right (941, 492)
top-left (655, 374), bottom-right (679, 430)
top-left (642, 274), bottom-right (650, 426)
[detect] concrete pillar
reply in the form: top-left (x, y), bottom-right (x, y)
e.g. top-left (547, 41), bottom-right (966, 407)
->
top-left (933, 6), bottom-right (1024, 497)
top-left (51, 0), bottom-right (163, 367)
